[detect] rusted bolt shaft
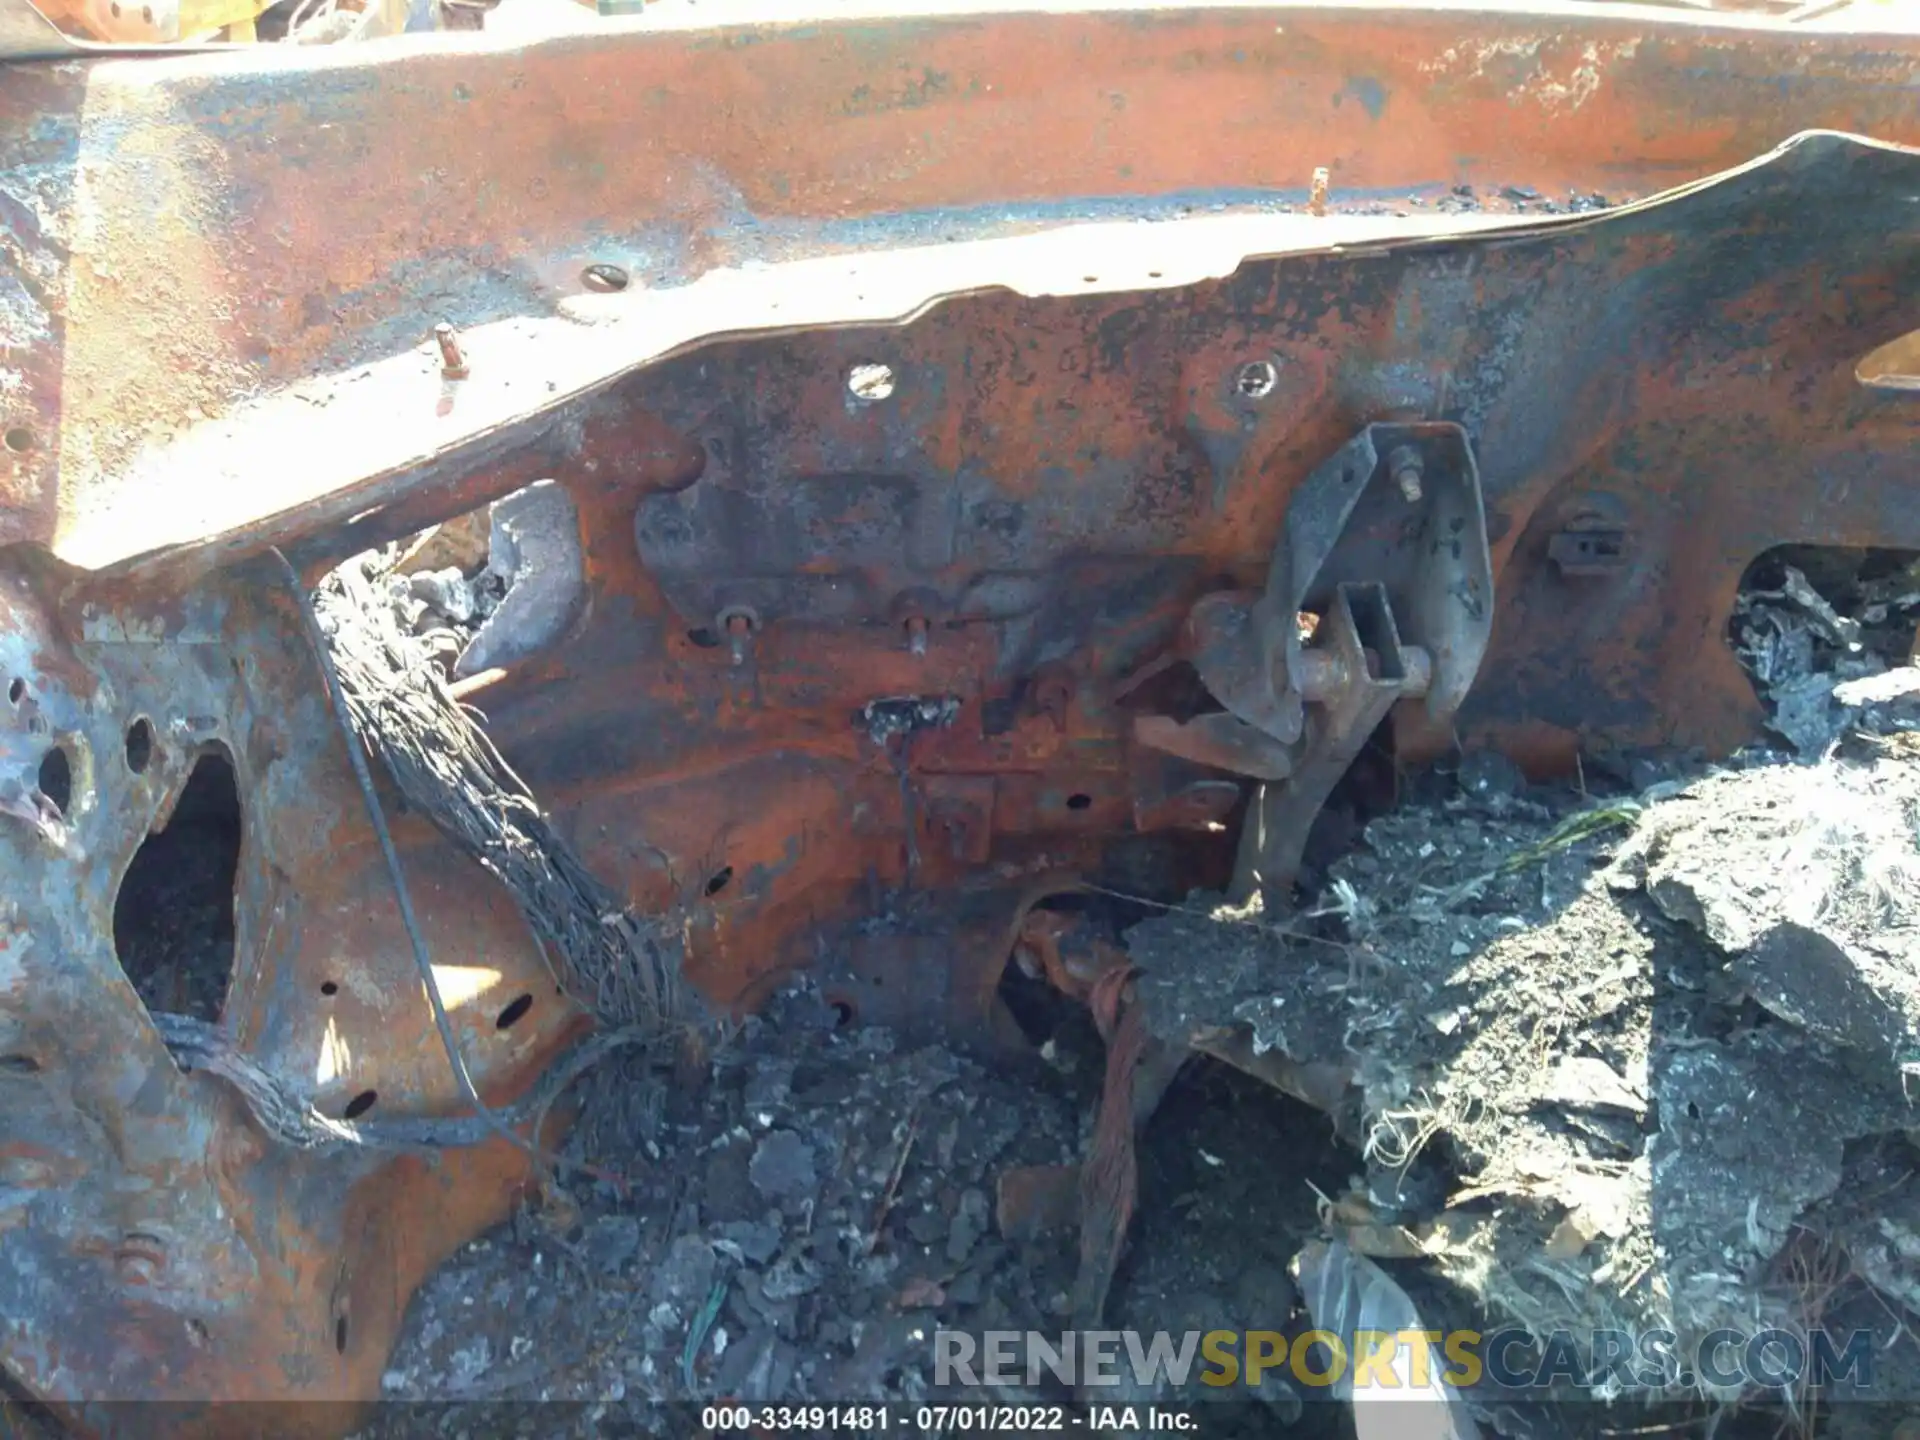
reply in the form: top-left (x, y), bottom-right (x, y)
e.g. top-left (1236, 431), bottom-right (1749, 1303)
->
top-left (722, 609), bottom-right (755, 667)
top-left (1387, 445), bottom-right (1424, 503)
top-left (904, 614), bottom-right (929, 657)
top-left (1295, 644), bottom-right (1433, 701)
top-left (434, 322), bottom-right (469, 380)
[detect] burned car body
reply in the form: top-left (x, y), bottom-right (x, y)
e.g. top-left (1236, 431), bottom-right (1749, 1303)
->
top-left (1, 0), bottom-right (1919, 1428)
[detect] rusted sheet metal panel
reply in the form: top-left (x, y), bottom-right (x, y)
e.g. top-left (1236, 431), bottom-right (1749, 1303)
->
top-left (3, 5), bottom-right (1920, 570)
top-left (0, 556), bottom-right (580, 1427)
top-left (439, 133), bottom-right (1920, 980)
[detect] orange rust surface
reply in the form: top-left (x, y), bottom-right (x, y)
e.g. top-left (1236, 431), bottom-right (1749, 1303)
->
top-left (5, 7), bottom-right (1920, 558)
top-left (3, 8), bottom-right (1919, 1426)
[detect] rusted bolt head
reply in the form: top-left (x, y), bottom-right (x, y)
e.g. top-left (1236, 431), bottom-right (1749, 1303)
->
top-left (718, 607), bottom-right (757, 667)
top-left (1033, 667), bottom-right (1074, 729)
top-left (114, 1234), bottom-right (166, 1285)
top-left (1309, 166), bottom-right (1332, 217)
top-left (434, 322), bottom-right (469, 380)
top-left (1235, 360), bottom-right (1278, 399)
top-left (1387, 446), bottom-right (1424, 504)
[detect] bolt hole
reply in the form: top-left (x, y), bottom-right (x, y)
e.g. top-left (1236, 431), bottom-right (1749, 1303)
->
top-left (320, 980), bottom-right (339, 996)
top-left (2, 428), bottom-right (34, 455)
top-left (582, 263), bottom-right (629, 293)
top-left (847, 363), bottom-right (895, 402)
top-left (0, 1054), bottom-right (41, 1074)
top-left (335, 1316), bottom-right (349, 1353)
top-left (26, 716), bottom-right (44, 735)
top-left (124, 717), bottom-right (154, 774)
top-left (37, 746), bottom-right (71, 816)
top-left (703, 865), bottom-right (734, 898)
top-left (1148, 270), bottom-right (1163, 279)
top-left (496, 992), bottom-right (534, 1030)
top-left (1235, 361), bottom-right (1278, 399)
top-left (686, 626), bottom-right (721, 649)
top-left (1083, 275), bottom-right (1099, 284)
top-left (1066, 792), bottom-right (1093, 811)
top-left (6, 678), bottom-right (21, 704)
top-left (186, 1318), bottom-right (210, 1346)
top-left (342, 1089), bottom-right (378, 1120)
top-left (829, 999), bottom-right (856, 1029)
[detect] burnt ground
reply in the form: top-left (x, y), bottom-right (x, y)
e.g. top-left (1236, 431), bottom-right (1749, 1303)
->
top-left (352, 980), bottom-right (1364, 1439)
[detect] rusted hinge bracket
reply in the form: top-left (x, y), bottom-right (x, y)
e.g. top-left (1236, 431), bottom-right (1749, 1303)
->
top-left (1129, 422), bottom-right (1496, 908)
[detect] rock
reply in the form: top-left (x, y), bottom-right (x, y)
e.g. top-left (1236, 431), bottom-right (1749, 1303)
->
top-left (1649, 1032), bottom-right (1914, 1355)
top-left (715, 1218), bottom-right (782, 1266)
top-left (1538, 1056), bottom-right (1647, 1116)
top-left (712, 1326), bottom-right (791, 1404)
top-left (1835, 667), bottom-right (1920, 708)
top-left (1734, 922), bottom-right (1920, 1063)
top-left (651, 1235), bottom-right (717, 1314)
top-left (1835, 666), bottom-right (1920, 735)
top-left (448, 1338), bottom-right (491, 1386)
top-left (749, 1130), bottom-right (818, 1203)
top-left (1644, 757), bottom-right (1920, 1077)
top-left (743, 1060), bottom-right (794, 1119)
top-left (1768, 671), bottom-right (1840, 755)
top-left (1232, 1261), bottom-right (1297, 1323)
top-left (1456, 749), bottom-right (1526, 802)
top-left (947, 1188), bottom-right (989, 1264)
top-left (408, 567), bottom-right (477, 625)
top-left (895, 1275), bottom-right (947, 1309)
top-left (761, 1254), bottom-right (823, 1302)
top-left (582, 1214), bottom-right (642, 1275)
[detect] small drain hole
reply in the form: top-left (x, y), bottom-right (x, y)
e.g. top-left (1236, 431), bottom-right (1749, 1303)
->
top-left (343, 1090), bottom-right (378, 1120)
top-left (125, 718), bottom-right (154, 774)
top-left (37, 747), bottom-right (71, 816)
top-left (496, 993), bottom-right (534, 1030)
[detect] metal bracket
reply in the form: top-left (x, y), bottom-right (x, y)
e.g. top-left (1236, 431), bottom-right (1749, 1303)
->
top-left (1131, 421), bottom-right (1495, 907)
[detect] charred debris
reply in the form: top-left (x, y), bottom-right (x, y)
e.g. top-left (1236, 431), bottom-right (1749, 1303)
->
top-left (310, 500), bottom-right (1920, 1438)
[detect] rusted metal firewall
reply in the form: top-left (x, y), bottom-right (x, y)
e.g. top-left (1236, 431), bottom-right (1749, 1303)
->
top-left (0, 556), bottom-right (589, 1434)
top-left (1, 0), bottom-right (1918, 1428)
